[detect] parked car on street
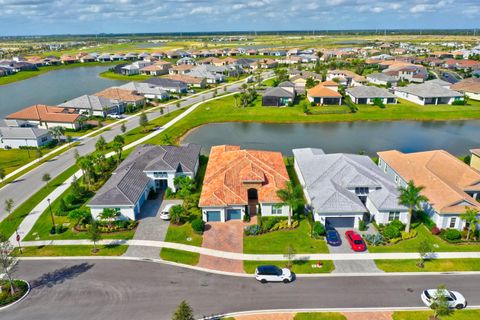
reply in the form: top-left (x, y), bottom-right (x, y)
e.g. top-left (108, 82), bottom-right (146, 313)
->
top-left (326, 229), bottom-right (342, 246)
top-left (107, 113), bottom-right (123, 119)
top-left (159, 204), bottom-right (175, 220)
top-left (421, 289), bottom-right (467, 309)
top-left (255, 265), bottom-right (293, 283)
top-left (345, 230), bottom-right (366, 252)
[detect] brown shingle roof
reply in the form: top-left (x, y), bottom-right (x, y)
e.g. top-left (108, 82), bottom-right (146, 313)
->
top-left (6, 104), bottom-right (81, 123)
top-left (167, 74), bottom-right (204, 84)
top-left (199, 145), bottom-right (290, 207)
top-left (378, 150), bottom-right (480, 214)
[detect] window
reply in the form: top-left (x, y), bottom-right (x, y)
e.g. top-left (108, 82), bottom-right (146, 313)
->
top-left (389, 212), bottom-right (400, 221)
top-left (153, 171), bottom-right (167, 178)
top-left (355, 187), bottom-right (369, 195)
top-left (272, 204), bottom-right (283, 215)
top-left (449, 217), bottom-right (457, 228)
top-left (384, 165), bottom-right (387, 173)
top-left (394, 175), bottom-right (399, 183)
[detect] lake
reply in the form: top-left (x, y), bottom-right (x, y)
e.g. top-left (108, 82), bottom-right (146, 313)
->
top-left (182, 121), bottom-right (480, 156)
top-left (0, 66), bottom-right (125, 118)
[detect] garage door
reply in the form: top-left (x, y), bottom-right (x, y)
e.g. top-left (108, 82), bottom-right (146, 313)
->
top-left (227, 209), bottom-right (241, 220)
top-left (206, 211), bottom-right (221, 222)
top-left (326, 217), bottom-right (355, 228)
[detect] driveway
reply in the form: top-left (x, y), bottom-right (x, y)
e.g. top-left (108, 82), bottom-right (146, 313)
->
top-left (197, 220), bottom-right (245, 273)
top-left (124, 197), bottom-right (182, 259)
top-left (329, 227), bottom-right (383, 273)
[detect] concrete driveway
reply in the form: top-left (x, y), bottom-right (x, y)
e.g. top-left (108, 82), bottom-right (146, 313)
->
top-left (124, 197), bottom-right (182, 259)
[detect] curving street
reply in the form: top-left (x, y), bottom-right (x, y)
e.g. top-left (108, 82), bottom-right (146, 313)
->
top-left (2, 259), bottom-right (480, 320)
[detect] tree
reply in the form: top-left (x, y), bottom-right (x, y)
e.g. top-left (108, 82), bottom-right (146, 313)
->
top-left (305, 77), bottom-right (318, 89)
top-left (48, 126), bottom-right (66, 141)
top-left (398, 180), bottom-right (429, 233)
top-left (276, 181), bottom-right (304, 227)
top-left (4, 198), bottom-right (13, 216)
top-left (120, 123), bottom-right (126, 134)
top-left (42, 173), bottom-right (51, 186)
top-left (139, 112), bottom-right (148, 132)
top-left (233, 93), bottom-right (240, 108)
top-left (95, 135), bottom-right (107, 152)
top-left (35, 148), bottom-right (43, 159)
top-left (68, 208), bottom-right (91, 226)
top-left (99, 208), bottom-right (119, 227)
top-left (172, 300), bottom-right (194, 320)
top-left (162, 134), bottom-right (173, 145)
top-left (0, 235), bottom-right (18, 295)
top-left (169, 205), bottom-right (184, 225)
top-left (88, 221), bottom-right (102, 253)
top-left (417, 239), bottom-right (434, 268)
top-left (430, 284), bottom-right (453, 319)
top-left (76, 156), bottom-right (93, 190)
top-left (112, 141), bottom-right (124, 164)
top-left (283, 244), bottom-right (296, 269)
top-left (460, 207), bottom-right (479, 241)
top-left (58, 198), bottom-right (68, 215)
top-left (174, 176), bottom-right (196, 199)
top-left (0, 166), bottom-right (5, 181)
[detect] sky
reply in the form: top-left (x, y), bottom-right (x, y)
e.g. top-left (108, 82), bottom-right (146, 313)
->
top-left (0, 0), bottom-right (479, 36)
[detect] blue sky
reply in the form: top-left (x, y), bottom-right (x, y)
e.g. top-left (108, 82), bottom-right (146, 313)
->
top-left (0, 0), bottom-right (479, 36)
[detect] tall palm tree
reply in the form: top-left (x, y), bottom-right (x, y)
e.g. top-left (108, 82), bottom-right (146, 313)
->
top-left (398, 180), bottom-right (429, 233)
top-left (48, 126), bottom-right (65, 141)
top-left (276, 181), bottom-right (304, 227)
top-left (76, 156), bottom-right (92, 190)
top-left (460, 207), bottom-right (480, 241)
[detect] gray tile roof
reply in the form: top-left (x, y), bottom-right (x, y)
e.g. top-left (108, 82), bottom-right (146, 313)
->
top-left (293, 148), bottom-right (407, 213)
top-left (425, 79), bottom-right (451, 87)
top-left (367, 72), bottom-right (397, 82)
top-left (263, 87), bottom-right (295, 98)
top-left (394, 83), bottom-right (462, 98)
top-left (278, 81), bottom-right (295, 88)
top-left (119, 82), bottom-right (169, 96)
top-left (89, 144), bottom-right (201, 207)
top-left (346, 86), bottom-right (396, 99)
top-left (143, 78), bottom-right (188, 90)
top-left (60, 95), bottom-right (118, 112)
top-left (0, 126), bottom-right (50, 139)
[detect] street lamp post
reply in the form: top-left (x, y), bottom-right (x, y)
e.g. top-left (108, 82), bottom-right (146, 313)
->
top-left (47, 198), bottom-right (55, 232)
top-left (25, 138), bottom-right (30, 158)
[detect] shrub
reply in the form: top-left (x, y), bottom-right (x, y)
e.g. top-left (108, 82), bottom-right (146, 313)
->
top-left (431, 226), bottom-right (441, 235)
top-left (191, 218), bottom-right (205, 234)
top-left (364, 233), bottom-right (385, 246)
top-left (261, 217), bottom-right (282, 232)
top-left (244, 225), bottom-right (262, 236)
top-left (401, 230), bottom-right (417, 240)
top-left (442, 229), bottom-right (462, 241)
top-left (389, 237), bottom-right (402, 244)
top-left (389, 219), bottom-right (405, 231)
top-left (55, 224), bottom-right (65, 234)
top-left (243, 212), bottom-right (250, 222)
top-left (415, 211), bottom-right (436, 230)
top-left (270, 219), bottom-right (299, 231)
top-left (383, 224), bottom-right (401, 240)
top-left (359, 220), bottom-right (367, 231)
top-left (312, 222), bottom-right (326, 238)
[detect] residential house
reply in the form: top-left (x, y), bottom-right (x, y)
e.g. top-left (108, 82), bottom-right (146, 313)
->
top-left (451, 78), bottom-right (480, 101)
top-left (166, 74), bottom-right (206, 88)
top-left (176, 57), bottom-right (196, 65)
top-left (139, 60), bottom-right (172, 76)
top-left (119, 82), bottom-right (169, 100)
top-left (97, 54), bottom-right (112, 62)
top-left (346, 86), bottom-right (397, 104)
top-left (199, 145), bottom-right (290, 222)
top-left (94, 87), bottom-right (145, 107)
top-left (5, 104), bottom-right (82, 130)
top-left (121, 61), bottom-right (152, 75)
top-left (327, 70), bottom-right (366, 87)
top-left (60, 54), bottom-right (78, 64)
top-left (60, 95), bottom-right (123, 117)
top-left (470, 149), bottom-right (480, 172)
top-left (88, 144), bottom-right (201, 220)
top-left (169, 64), bottom-right (194, 75)
top-left (378, 150), bottom-right (480, 231)
top-left (307, 83), bottom-right (342, 105)
top-left (366, 72), bottom-right (398, 86)
top-left (187, 65), bottom-right (226, 83)
top-left (262, 82), bottom-right (295, 106)
top-left (393, 82), bottom-right (463, 105)
top-left (293, 148), bottom-right (408, 228)
top-left (0, 126), bottom-right (52, 149)
top-left (143, 78), bottom-right (188, 93)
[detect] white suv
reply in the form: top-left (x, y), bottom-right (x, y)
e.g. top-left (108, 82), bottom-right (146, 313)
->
top-left (421, 289), bottom-right (467, 309)
top-left (255, 265), bottom-right (293, 283)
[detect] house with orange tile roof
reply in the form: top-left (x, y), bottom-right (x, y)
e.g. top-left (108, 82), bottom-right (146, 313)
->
top-left (166, 74), bottom-right (206, 88)
top-left (168, 64), bottom-right (195, 75)
top-left (307, 83), bottom-right (342, 105)
top-left (5, 104), bottom-right (83, 130)
top-left (139, 60), bottom-right (172, 76)
top-left (199, 145), bottom-right (291, 222)
top-left (377, 150), bottom-right (480, 230)
top-left (470, 149), bottom-right (480, 172)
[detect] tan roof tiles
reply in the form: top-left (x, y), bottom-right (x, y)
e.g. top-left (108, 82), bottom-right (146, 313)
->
top-left (94, 88), bottom-right (145, 103)
top-left (307, 84), bottom-right (342, 97)
top-left (6, 104), bottom-right (81, 123)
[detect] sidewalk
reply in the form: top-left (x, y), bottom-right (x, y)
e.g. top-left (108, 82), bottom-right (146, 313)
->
top-left (16, 239), bottom-right (480, 261)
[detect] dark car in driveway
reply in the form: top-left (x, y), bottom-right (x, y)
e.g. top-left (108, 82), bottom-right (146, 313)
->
top-left (326, 229), bottom-right (342, 246)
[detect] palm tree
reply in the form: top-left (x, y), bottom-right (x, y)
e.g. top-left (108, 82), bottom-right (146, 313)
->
top-left (112, 141), bottom-right (124, 164)
top-left (48, 126), bottom-right (65, 141)
top-left (276, 181), bottom-right (304, 227)
top-left (460, 207), bottom-right (480, 241)
top-left (76, 156), bottom-right (93, 190)
top-left (95, 135), bottom-right (107, 152)
top-left (398, 180), bottom-right (429, 233)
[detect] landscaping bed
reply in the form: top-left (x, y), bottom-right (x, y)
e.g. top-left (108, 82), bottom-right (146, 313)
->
top-left (244, 260), bottom-right (334, 274)
top-left (375, 258), bottom-right (480, 272)
top-left (0, 280), bottom-right (29, 308)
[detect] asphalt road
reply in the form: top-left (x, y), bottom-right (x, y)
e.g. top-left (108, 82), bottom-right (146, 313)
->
top-left (0, 81), bottom-right (245, 222)
top-left (3, 259), bottom-right (480, 320)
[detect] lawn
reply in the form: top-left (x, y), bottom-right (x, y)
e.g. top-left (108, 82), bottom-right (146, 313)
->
top-left (0, 149), bottom-right (35, 175)
top-left (393, 310), bottom-right (480, 320)
top-left (164, 223), bottom-right (203, 247)
top-left (99, 70), bottom-right (151, 81)
top-left (12, 244), bottom-right (128, 256)
top-left (146, 95), bottom-right (480, 145)
top-left (243, 220), bottom-right (328, 254)
top-left (160, 248), bottom-right (200, 266)
top-left (368, 224), bottom-right (480, 253)
top-left (375, 258), bottom-right (480, 272)
top-left (0, 165), bottom-right (80, 238)
top-left (244, 260), bottom-right (334, 274)
top-left (294, 312), bottom-right (346, 320)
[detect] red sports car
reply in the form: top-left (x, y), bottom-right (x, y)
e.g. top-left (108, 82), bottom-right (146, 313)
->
top-left (345, 230), bottom-right (366, 252)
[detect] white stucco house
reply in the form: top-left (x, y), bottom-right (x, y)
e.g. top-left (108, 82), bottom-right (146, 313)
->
top-left (0, 126), bottom-right (52, 149)
top-left (394, 82), bottom-right (463, 105)
top-left (378, 149), bottom-right (480, 231)
top-left (199, 145), bottom-right (290, 222)
top-left (346, 86), bottom-right (397, 104)
top-left (293, 148), bottom-right (408, 229)
top-left (88, 144), bottom-right (201, 220)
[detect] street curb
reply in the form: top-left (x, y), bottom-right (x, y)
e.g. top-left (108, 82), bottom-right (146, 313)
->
top-left (17, 256), bottom-right (480, 278)
top-left (0, 280), bottom-right (30, 312)
top-left (200, 306), bottom-right (480, 319)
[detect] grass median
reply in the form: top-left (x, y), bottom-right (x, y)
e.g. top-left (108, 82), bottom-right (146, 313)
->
top-left (160, 248), bottom-right (200, 266)
top-left (244, 260), bottom-right (334, 274)
top-left (375, 258), bottom-right (480, 272)
top-left (13, 244), bottom-right (128, 256)
top-left (393, 310), bottom-right (480, 320)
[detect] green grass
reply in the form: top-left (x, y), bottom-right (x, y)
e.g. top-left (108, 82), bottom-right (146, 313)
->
top-left (160, 248), bottom-right (200, 265)
top-left (294, 312), bottom-right (346, 320)
top-left (244, 260), bottom-right (334, 274)
top-left (393, 310), bottom-right (480, 320)
top-left (244, 220), bottom-right (328, 254)
top-left (12, 245), bottom-right (128, 256)
top-left (368, 225), bottom-right (480, 253)
top-left (99, 70), bottom-right (151, 81)
top-left (0, 149), bottom-right (35, 175)
top-left (146, 95), bottom-right (480, 146)
top-left (0, 165), bottom-right (80, 238)
top-left (262, 78), bottom-right (276, 87)
top-left (164, 223), bottom-right (203, 247)
top-left (375, 258), bottom-right (480, 272)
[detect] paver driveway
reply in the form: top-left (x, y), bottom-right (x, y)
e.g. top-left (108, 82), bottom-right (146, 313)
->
top-left (198, 220), bottom-right (245, 273)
